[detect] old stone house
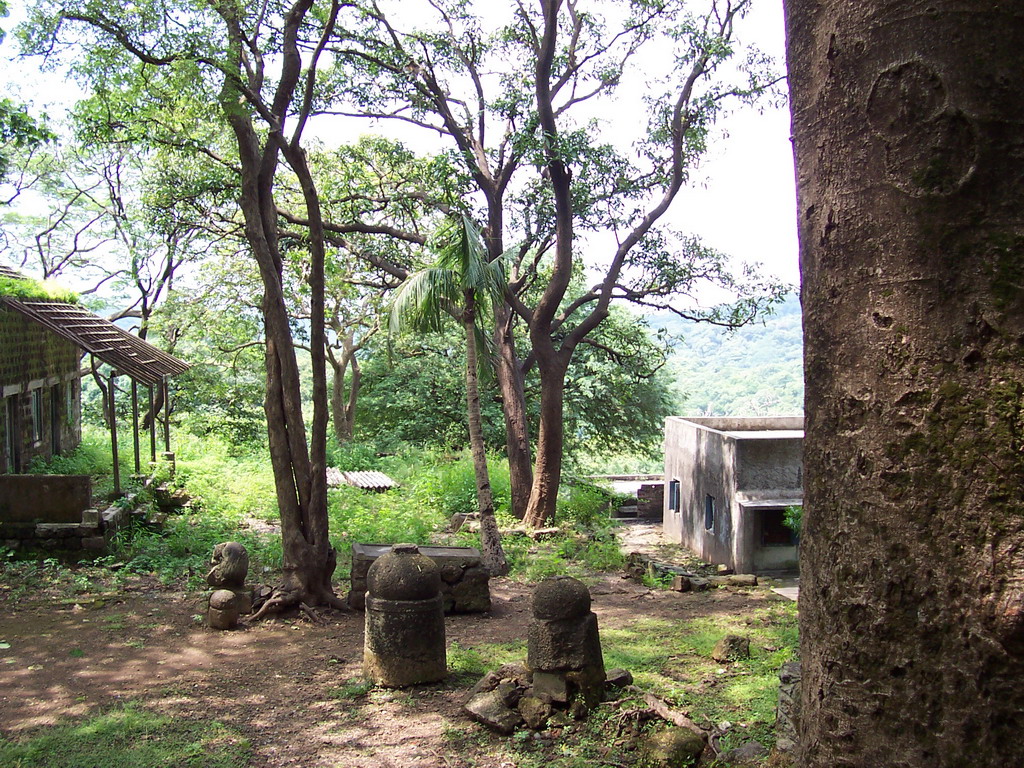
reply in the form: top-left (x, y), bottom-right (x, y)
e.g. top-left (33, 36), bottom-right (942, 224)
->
top-left (0, 266), bottom-right (189, 474)
top-left (663, 416), bottom-right (803, 574)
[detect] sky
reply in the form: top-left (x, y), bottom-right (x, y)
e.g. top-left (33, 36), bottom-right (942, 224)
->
top-left (1, 0), bottom-right (801, 293)
top-left (666, 0), bottom-right (800, 289)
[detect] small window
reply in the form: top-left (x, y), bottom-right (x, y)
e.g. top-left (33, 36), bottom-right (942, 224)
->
top-left (704, 495), bottom-right (716, 531)
top-left (30, 389), bottom-right (43, 443)
top-left (668, 479), bottom-right (681, 512)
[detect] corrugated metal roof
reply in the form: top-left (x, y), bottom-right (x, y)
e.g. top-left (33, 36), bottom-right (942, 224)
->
top-left (1, 297), bottom-right (189, 385)
top-left (326, 468), bottom-right (398, 492)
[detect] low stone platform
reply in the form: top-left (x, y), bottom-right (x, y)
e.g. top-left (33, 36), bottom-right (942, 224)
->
top-left (347, 543), bottom-right (490, 613)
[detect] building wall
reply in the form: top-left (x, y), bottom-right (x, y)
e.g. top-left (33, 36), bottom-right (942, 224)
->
top-left (0, 307), bottom-right (83, 472)
top-left (663, 417), bottom-right (736, 567)
top-left (736, 439), bottom-right (803, 492)
top-left (664, 416), bottom-right (804, 573)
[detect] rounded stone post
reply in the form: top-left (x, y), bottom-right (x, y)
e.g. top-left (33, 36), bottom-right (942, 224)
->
top-left (527, 575), bottom-right (606, 712)
top-left (208, 589), bottom-right (240, 630)
top-left (363, 543), bottom-right (447, 687)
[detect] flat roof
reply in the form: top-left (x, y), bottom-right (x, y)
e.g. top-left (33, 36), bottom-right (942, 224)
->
top-left (725, 430), bottom-right (804, 440)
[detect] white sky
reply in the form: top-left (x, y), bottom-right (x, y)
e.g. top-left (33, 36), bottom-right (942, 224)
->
top-left (666, 0), bottom-right (799, 288)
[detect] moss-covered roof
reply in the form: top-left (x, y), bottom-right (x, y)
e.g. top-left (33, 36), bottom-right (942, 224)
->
top-left (0, 266), bottom-right (80, 303)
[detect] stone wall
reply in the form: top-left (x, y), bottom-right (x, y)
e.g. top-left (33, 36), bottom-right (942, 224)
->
top-left (0, 306), bottom-right (81, 387)
top-left (0, 474), bottom-right (91, 523)
top-left (0, 307), bottom-right (83, 472)
top-left (0, 507), bottom-right (106, 552)
top-left (348, 543), bottom-right (490, 613)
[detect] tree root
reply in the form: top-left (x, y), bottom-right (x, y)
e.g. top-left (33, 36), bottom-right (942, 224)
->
top-left (246, 582), bottom-right (350, 624)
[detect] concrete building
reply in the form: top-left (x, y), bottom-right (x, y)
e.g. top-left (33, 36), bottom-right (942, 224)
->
top-left (663, 416), bottom-right (803, 574)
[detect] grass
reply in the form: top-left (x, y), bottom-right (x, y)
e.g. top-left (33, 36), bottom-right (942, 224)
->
top-left (447, 640), bottom-right (527, 684)
top-left (0, 703), bottom-right (251, 767)
top-left (601, 601), bottom-right (799, 751)
top-left (443, 601), bottom-right (798, 765)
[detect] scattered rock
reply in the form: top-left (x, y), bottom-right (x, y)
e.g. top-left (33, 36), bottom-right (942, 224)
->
top-left (518, 695), bottom-right (552, 730)
top-left (717, 741), bottom-right (768, 766)
top-left (464, 688), bottom-right (523, 735)
top-left (710, 574), bottom-right (758, 588)
top-left (712, 635), bottom-right (751, 663)
top-left (605, 668), bottom-right (633, 688)
top-left (531, 670), bottom-right (569, 704)
top-left (641, 727), bottom-right (706, 768)
top-left (716, 564), bottom-right (734, 575)
top-left (468, 663), bottom-right (531, 698)
top-left (689, 576), bottom-right (711, 592)
top-left (671, 574), bottom-right (692, 592)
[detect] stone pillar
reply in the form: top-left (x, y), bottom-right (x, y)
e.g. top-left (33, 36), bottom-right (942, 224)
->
top-left (208, 589), bottom-right (240, 630)
top-left (206, 541), bottom-right (252, 613)
top-left (363, 543), bottom-right (447, 687)
top-left (775, 660), bottom-right (802, 754)
top-left (527, 575), bottom-right (606, 713)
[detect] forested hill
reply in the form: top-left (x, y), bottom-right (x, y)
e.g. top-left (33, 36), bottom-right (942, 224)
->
top-left (652, 294), bottom-right (804, 417)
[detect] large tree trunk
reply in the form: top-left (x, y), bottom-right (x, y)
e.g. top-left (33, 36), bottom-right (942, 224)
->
top-left (464, 296), bottom-right (509, 576)
top-left (493, 303), bottom-right (533, 520)
top-left (786, 1), bottom-right (1024, 765)
top-left (330, 348), bottom-right (360, 444)
top-left (216, 0), bottom-right (343, 615)
top-left (522, 349), bottom-right (567, 529)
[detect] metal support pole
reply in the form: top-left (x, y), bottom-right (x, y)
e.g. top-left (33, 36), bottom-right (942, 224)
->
top-left (148, 385), bottom-right (156, 464)
top-left (131, 379), bottom-right (140, 474)
top-left (162, 375), bottom-right (171, 454)
top-left (109, 372), bottom-right (120, 496)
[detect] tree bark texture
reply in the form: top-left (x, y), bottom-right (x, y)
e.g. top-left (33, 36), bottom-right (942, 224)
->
top-left (522, 348), bottom-right (568, 529)
top-left (464, 295), bottom-right (509, 576)
top-left (215, 0), bottom-right (342, 612)
top-left (785, 2), bottom-right (1024, 766)
top-left (493, 302), bottom-right (533, 520)
top-left (330, 342), bottom-right (360, 444)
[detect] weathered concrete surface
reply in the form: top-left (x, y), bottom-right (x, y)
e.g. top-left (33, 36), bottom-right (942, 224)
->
top-left (0, 475), bottom-right (91, 523)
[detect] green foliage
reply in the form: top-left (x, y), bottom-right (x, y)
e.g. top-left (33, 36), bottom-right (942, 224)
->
top-left (356, 332), bottom-right (508, 452)
top-left (325, 439), bottom-right (380, 472)
top-left (602, 602), bottom-right (799, 751)
top-left (661, 293), bottom-right (804, 417)
top-left (560, 306), bottom-right (679, 460)
top-left (783, 505), bottom-right (802, 536)
top-left (328, 678), bottom-right (375, 700)
top-left (447, 640), bottom-right (526, 684)
top-left (0, 275), bottom-right (79, 302)
top-left (24, 425), bottom-right (133, 500)
top-left (0, 703), bottom-right (251, 767)
top-left (25, 425), bottom-right (113, 477)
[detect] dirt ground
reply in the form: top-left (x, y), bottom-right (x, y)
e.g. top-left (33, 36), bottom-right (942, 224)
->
top-left (0, 563), bottom-right (786, 768)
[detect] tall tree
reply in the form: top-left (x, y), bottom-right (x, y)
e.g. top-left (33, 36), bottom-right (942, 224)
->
top-left (786, 1), bottom-right (1024, 765)
top-left (24, 0), bottom-right (352, 612)
top-left (333, 0), bottom-right (784, 525)
top-left (391, 215), bottom-right (509, 576)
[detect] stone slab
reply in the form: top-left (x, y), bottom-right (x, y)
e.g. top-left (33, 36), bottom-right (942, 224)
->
top-left (348, 543), bottom-right (490, 613)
